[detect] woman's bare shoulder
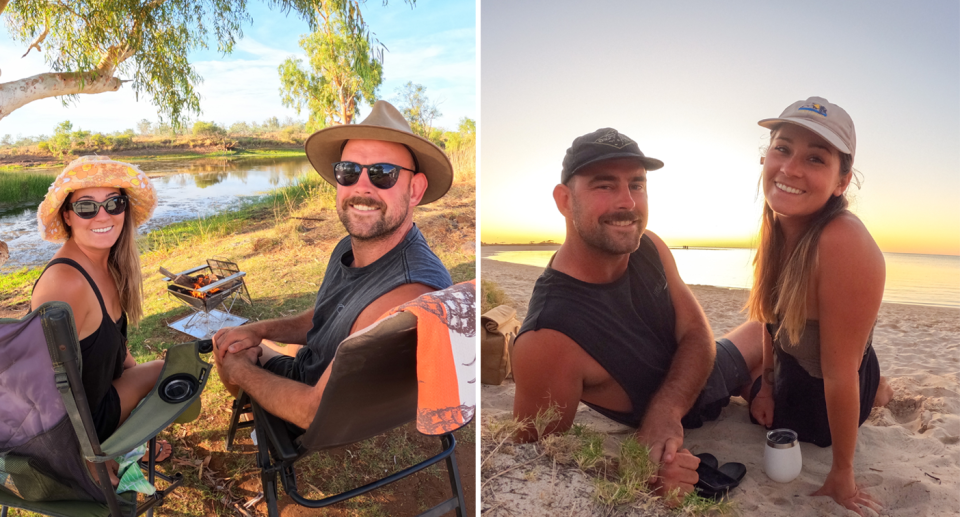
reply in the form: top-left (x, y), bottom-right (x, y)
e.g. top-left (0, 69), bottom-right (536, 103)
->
top-left (819, 212), bottom-right (883, 265)
top-left (32, 262), bottom-right (93, 313)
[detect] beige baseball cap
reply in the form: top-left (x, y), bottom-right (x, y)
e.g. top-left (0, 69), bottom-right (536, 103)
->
top-left (758, 96), bottom-right (856, 160)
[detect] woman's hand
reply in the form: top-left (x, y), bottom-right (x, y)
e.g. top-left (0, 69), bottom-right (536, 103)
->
top-left (811, 466), bottom-right (881, 516)
top-left (750, 386), bottom-right (775, 428)
top-left (123, 348), bottom-right (137, 369)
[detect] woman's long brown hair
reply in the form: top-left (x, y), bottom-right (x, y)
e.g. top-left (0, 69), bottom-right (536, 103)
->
top-left (746, 133), bottom-right (854, 345)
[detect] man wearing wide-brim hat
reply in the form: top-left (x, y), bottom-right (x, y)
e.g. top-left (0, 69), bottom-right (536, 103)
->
top-left (213, 100), bottom-right (454, 429)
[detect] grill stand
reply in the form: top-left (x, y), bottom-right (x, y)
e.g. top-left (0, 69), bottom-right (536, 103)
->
top-left (164, 260), bottom-right (252, 339)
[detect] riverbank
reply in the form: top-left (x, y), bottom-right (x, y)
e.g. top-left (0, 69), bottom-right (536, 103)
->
top-left (0, 142), bottom-right (305, 172)
top-left (481, 257), bottom-right (959, 516)
top-left (0, 178), bottom-right (476, 516)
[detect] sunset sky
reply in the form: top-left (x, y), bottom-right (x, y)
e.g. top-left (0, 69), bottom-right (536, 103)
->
top-left (480, 1), bottom-right (959, 256)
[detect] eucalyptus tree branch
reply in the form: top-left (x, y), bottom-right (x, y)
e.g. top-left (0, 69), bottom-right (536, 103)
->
top-left (21, 24), bottom-right (49, 57)
top-left (0, 69), bottom-right (125, 121)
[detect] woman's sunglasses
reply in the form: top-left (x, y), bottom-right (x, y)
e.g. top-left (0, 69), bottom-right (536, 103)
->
top-left (332, 161), bottom-right (418, 190)
top-left (67, 195), bottom-right (129, 219)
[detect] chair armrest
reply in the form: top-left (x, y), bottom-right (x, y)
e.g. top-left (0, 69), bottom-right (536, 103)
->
top-left (98, 340), bottom-right (211, 459)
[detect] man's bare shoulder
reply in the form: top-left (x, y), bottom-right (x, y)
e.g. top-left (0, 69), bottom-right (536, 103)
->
top-left (514, 328), bottom-right (608, 382)
top-left (351, 282), bottom-right (436, 333)
top-left (515, 328), bottom-right (585, 365)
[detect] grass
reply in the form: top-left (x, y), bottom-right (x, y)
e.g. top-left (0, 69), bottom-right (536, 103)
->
top-left (1, 172), bottom-right (476, 516)
top-left (0, 268), bottom-right (41, 310)
top-left (0, 171), bottom-right (55, 205)
top-left (480, 278), bottom-right (512, 314)
top-left (481, 409), bottom-right (735, 516)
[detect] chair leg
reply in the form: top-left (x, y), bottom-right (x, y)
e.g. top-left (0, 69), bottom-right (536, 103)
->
top-left (261, 467), bottom-right (280, 517)
top-left (256, 418), bottom-right (281, 517)
top-left (146, 435), bottom-right (157, 517)
top-left (226, 390), bottom-right (251, 451)
top-left (442, 434), bottom-right (467, 517)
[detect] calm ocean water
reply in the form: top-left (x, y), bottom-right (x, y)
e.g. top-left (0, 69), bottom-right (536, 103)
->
top-left (485, 247), bottom-right (960, 308)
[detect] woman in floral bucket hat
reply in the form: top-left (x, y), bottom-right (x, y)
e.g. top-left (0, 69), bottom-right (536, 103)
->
top-left (32, 156), bottom-right (171, 480)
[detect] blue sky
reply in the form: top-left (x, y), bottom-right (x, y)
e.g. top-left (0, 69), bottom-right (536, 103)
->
top-left (0, 0), bottom-right (475, 137)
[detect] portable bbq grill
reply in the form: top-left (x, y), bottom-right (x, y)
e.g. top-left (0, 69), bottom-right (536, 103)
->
top-left (164, 259), bottom-right (252, 339)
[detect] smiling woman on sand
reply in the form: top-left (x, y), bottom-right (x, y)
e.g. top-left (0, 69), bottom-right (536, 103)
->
top-left (31, 156), bottom-right (170, 483)
top-left (722, 97), bottom-right (894, 515)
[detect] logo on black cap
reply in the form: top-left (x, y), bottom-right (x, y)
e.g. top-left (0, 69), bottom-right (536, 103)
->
top-left (594, 130), bottom-right (636, 149)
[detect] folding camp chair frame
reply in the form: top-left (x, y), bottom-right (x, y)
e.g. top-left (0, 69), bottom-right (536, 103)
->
top-left (225, 391), bottom-right (467, 517)
top-left (0, 303), bottom-right (214, 517)
top-left (223, 308), bottom-right (470, 517)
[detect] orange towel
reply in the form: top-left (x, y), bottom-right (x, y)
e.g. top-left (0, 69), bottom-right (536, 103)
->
top-left (387, 280), bottom-right (476, 435)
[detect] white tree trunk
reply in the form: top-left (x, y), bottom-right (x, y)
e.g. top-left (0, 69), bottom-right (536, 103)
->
top-left (0, 70), bottom-right (124, 121)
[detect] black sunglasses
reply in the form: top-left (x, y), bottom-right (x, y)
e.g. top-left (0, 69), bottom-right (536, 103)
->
top-left (332, 162), bottom-right (418, 190)
top-left (68, 195), bottom-right (129, 219)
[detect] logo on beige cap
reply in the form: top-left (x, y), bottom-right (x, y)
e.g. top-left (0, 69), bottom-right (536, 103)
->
top-left (798, 103), bottom-right (828, 117)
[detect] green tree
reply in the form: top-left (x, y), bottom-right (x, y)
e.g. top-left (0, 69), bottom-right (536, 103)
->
top-left (278, 2), bottom-right (385, 129)
top-left (45, 120), bottom-right (73, 157)
top-left (0, 1), bottom-right (404, 127)
top-left (443, 116), bottom-right (475, 180)
top-left (136, 119), bottom-right (153, 136)
top-left (394, 82), bottom-right (441, 142)
top-left (192, 121), bottom-right (225, 137)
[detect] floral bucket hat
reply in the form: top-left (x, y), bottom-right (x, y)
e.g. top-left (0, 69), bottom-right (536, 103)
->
top-left (37, 156), bottom-right (157, 243)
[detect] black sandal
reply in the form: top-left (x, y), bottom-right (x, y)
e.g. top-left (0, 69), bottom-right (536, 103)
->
top-left (694, 452), bottom-right (745, 499)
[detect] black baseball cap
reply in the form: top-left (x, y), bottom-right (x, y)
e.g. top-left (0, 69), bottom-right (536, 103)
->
top-left (561, 128), bottom-right (664, 184)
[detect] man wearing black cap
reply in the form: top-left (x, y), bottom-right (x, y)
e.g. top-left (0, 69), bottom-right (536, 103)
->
top-left (212, 101), bottom-right (454, 430)
top-left (512, 128), bottom-right (760, 500)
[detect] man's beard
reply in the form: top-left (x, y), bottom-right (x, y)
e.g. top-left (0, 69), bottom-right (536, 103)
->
top-left (337, 194), bottom-right (410, 242)
top-left (571, 204), bottom-right (644, 255)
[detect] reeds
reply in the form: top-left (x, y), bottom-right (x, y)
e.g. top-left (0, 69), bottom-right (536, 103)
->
top-left (0, 172), bottom-right (54, 206)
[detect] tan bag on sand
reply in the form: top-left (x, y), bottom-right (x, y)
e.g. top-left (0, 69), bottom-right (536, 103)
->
top-left (481, 305), bottom-right (522, 385)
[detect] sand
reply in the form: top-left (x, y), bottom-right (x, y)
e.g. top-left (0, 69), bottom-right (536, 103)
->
top-left (480, 255), bottom-right (960, 516)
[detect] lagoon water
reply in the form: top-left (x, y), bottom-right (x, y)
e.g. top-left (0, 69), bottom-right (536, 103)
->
top-left (485, 247), bottom-right (960, 308)
top-left (0, 156), bottom-right (313, 273)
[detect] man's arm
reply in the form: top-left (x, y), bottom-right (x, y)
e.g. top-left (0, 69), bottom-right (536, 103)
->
top-left (214, 309), bottom-right (314, 362)
top-left (511, 329), bottom-right (588, 442)
top-left (638, 231), bottom-right (716, 464)
top-left (216, 282), bottom-right (438, 426)
top-left (218, 346), bottom-right (330, 429)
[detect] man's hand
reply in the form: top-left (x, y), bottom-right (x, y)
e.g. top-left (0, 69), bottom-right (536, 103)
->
top-left (653, 449), bottom-right (700, 507)
top-left (213, 326), bottom-right (263, 363)
top-left (636, 409), bottom-right (685, 465)
top-left (216, 345), bottom-right (262, 387)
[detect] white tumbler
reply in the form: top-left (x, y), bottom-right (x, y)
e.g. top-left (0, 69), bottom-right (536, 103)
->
top-left (764, 428), bottom-right (802, 482)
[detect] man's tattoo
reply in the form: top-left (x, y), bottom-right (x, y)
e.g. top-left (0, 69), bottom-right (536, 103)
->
top-left (763, 367), bottom-right (775, 385)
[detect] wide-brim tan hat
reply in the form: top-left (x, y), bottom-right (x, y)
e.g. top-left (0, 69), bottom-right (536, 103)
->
top-left (37, 156), bottom-right (157, 243)
top-left (304, 100), bottom-right (453, 205)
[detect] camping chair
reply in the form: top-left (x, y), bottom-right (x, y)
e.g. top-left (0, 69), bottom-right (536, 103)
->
top-left (0, 302), bottom-right (213, 517)
top-left (225, 280), bottom-right (477, 517)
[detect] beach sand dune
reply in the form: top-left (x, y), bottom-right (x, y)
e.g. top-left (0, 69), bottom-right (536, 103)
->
top-left (481, 257), bottom-right (959, 516)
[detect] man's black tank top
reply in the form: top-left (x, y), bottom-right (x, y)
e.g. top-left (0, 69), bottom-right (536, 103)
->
top-left (33, 258), bottom-right (127, 411)
top-left (518, 234), bottom-right (676, 428)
